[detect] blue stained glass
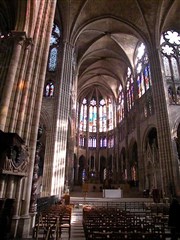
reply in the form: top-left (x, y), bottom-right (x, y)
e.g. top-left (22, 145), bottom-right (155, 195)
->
top-left (103, 137), bottom-right (107, 147)
top-left (50, 35), bottom-right (58, 45)
top-left (54, 24), bottom-right (60, 36)
top-left (144, 66), bottom-right (150, 90)
top-left (48, 23), bottom-right (60, 71)
top-left (49, 48), bottom-right (58, 71)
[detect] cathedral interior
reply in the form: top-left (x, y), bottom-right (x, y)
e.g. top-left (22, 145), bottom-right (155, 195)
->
top-left (0, 0), bottom-right (180, 238)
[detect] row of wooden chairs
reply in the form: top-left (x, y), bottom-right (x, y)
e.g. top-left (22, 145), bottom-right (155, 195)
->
top-left (83, 206), bottom-right (171, 240)
top-left (33, 204), bottom-right (72, 239)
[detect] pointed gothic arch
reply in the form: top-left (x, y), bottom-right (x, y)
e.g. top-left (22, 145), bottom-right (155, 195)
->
top-left (143, 127), bottom-right (161, 191)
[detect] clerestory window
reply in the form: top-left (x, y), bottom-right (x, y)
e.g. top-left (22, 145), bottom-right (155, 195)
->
top-left (160, 30), bottom-right (180, 104)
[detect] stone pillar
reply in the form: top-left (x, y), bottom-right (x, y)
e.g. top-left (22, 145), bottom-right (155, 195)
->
top-left (50, 41), bottom-right (74, 196)
top-left (16, 1), bottom-right (57, 238)
top-left (8, 37), bottom-right (33, 133)
top-left (148, 46), bottom-right (176, 196)
top-left (0, 31), bottom-right (26, 131)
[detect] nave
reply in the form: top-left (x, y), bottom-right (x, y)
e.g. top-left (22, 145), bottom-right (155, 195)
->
top-left (21, 195), bottom-right (177, 240)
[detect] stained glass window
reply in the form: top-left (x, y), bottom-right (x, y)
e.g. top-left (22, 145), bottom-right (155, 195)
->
top-left (100, 137), bottom-right (103, 147)
top-left (99, 99), bottom-right (107, 132)
top-left (48, 23), bottom-right (60, 72)
top-left (118, 84), bottom-right (124, 122)
top-left (92, 137), bottom-right (96, 148)
top-left (99, 136), bottom-right (107, 148)
top-left (161, 30), bottom-right (180, 104)
top-left (126, 67), bottom-right (134, 111)
top-left (49, 48), bottom-right (58, 71)
top-left (89, 99), bottom-right (97, 132)
top-left (79, 98), bottom-right (87, 131)
top-left (79, 135), bottom-right (86, 147)
top-left (135, 43), bottom-right (151, 98)
top-left (103, 137), bottom-right (107, 147)
top-left (88, 137), bottom-right (93, 147)
top-left (45, 82), bottom-right (54, 97)
top-left (108, 98), bottom-right (113, 130)
top-left (78, 94), bottom-right (114, 151)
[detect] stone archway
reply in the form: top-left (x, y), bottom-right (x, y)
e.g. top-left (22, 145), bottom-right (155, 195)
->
top-left (78, 155), bottom-right (86, 185)
top-left (127, 141), bottom-right (139, 188)
top-left (144, 128), bottom-right (161, 191)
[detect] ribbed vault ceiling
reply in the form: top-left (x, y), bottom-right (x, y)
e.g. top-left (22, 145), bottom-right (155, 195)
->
top-left (57, 0), bottom-right (180, 100)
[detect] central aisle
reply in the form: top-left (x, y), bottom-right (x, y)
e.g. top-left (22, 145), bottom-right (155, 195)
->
top-left (61, 205), bottom-right (85, 240)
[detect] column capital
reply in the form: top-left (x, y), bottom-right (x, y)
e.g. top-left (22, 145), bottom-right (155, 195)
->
top-left (10, 31), bottom-right (27, 46)
top-left (63, 40), bottom-right (74, 48)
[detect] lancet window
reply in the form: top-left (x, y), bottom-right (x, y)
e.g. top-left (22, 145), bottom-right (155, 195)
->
top-left (79, 98), bottom-right (87, 131)
top-left (135, 43), bottom-right (151, 98)
top-left (117, 84), bottom-right (124, 122)
top-left (99, 99), bottom-right (107, 132)
top-left (108, 98), bottom-right (113, 130)
top-left (45, 82), bottom-right (54, 97)
top-left (126, 67), bottom-right (134, 111)
top-left (48, 23), bottom-right (61, 72)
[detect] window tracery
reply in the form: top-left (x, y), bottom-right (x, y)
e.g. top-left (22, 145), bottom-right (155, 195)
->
top-left (161, 30), bottom-right (180, 104)
top-left (79, 96), bottom-right (112, 133)
top-left (78, 94), bottom-right (114, 151)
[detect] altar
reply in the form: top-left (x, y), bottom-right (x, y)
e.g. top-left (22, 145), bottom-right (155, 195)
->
top-left (103, 188), bottom-right (122, 198)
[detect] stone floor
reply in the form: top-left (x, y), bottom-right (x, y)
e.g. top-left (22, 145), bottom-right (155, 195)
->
top-left (61, 204), bottom-right (85, 240)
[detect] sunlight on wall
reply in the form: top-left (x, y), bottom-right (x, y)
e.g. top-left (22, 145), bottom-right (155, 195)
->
top-left (51, 149), bottom-right (66, 196)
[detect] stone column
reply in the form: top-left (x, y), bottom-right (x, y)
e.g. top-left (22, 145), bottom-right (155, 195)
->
top-left (8, 38), bottom-right (33, 133)
top-left (16, 1), bottom-right (57, 238)
top-left (51, 41), bottom-right (74, 196)
top-left (148, 45), bottom-right (176, 196)
top-left (21, 0), bottom-right (56, 213)
top-left (16, 0), bottom-right (47, 136)
top-left (0, 31), bottom-right (26, 131)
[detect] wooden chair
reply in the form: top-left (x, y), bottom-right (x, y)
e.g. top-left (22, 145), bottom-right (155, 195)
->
top-left (33, 213), bottom-right (48, 239)
top-left (59, 207), bottom-right (72, 239)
